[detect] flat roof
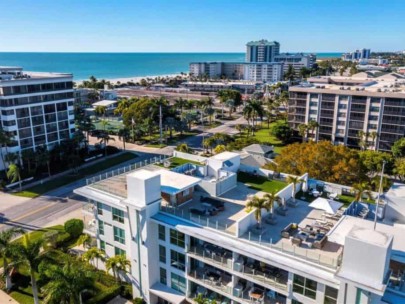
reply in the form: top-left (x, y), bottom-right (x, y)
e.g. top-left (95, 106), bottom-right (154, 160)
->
top-left (156, 169), bottom-right (201, 195)
top-left (210, 151), bottom-right (240, 161)
top-left (92, 100), bottom-right (118, 107)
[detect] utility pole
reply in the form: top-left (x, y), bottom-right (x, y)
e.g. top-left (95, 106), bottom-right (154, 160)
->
top-left (373, 160), bottom-right (386, 230)
top-left (159, 103), bottom-right (163, 145)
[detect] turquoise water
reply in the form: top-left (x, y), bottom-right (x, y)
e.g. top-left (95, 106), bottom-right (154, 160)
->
top-left (0, 52), bottom-right (342, 81)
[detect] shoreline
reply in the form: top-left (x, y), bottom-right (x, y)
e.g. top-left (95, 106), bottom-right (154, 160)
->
top-left (75, 73), bottom-right (187, 84)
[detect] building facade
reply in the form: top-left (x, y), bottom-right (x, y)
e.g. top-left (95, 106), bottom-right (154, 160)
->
top-left (245, 40), bottom-right (280, 63)
top-left (288, 74), bottom-right (405, 151)
top-left (0, 66), bottom-right (75, 171)
top-left (342, 49), bottom-right (371, 61)
top-left (75, 152), bottom-right (405, 304)
top-left (274, 53), bottom-right (316, 73)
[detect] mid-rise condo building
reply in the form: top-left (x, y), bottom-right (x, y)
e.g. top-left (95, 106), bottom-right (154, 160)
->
top-left (245, 40), bottom-right (280, 63)
top-left (0, 66), bottom-right (75, 171)
top-left (274, 53), bottom-right (317, 74)
top-left (288, 73), bottom-right (405, 151)
top-left (342, 49), bottom-right (371, 61)
top-left (75, 151), bottom-right (405, 304)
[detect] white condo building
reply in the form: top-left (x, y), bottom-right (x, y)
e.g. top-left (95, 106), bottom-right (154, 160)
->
top-left (75, 151), bottom-right (405, 304)
top-left (0, 66), bottom-right (75, 171)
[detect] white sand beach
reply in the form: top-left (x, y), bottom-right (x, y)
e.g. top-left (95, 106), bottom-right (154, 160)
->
top-left (76, 73), bottom-right (187, 85)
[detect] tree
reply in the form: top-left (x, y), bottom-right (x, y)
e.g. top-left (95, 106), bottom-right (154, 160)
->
top-left (97, 133), bottom-right (115, 156)
top-left (41, 259), bottom-right (94, 304)
top-left (299, 67), bottom-right (311, 79)
top-left (359, 150), bottom-right (393, 177)
top-left (214, 144), bottom-right (227, 154)
top-left (118, 128), bottom-right (131, 150)
top-left (393, 158), bottom-right (405, 181)
top-left (114, 98), bottom-right (133, 116)
top-left (286, 176), bottom-right (304, 203)
top-left (204, 107), bottom-right (215, 125)
top-left (263, 191), bottom-right (281, 219)
top-left (35, 145), bottom-right (51, 177)
top-left (77, 117), bottom-right (95, 150)
top-left (284, 65), bottom-right (295, 81)
top-left (64, 219), bottom-right (84, 238)
top-left (12, 235), bottom-right (43, 304)
top-left (203, 137), bottom-right (216, 154)
top-left (357, 131), bottom-right (369, 151)
top-left (106, 255), bottom-right (131, 282)
top-left (0, 128), bottom-right (13, 168)
top-left (7, 163), bottom-right (22, 190)
top-left (271, 121), bottom-right (292, 144)
top-left (174, 97), bottom-right (188, 115)
top-left (235, 124), bottom-right (245, 137)
top-left (176, 143), bottom-right (191, 153)
top-left (369, 131), bottom-right (378, 149)
top-left (94, 105), bottom-right (106, 118)
top-left (307, 120), bottom-right (319, 141)
top-left (21, 149), bottom-right (35, 173)
top-left (82, 247), bottom-right (105, 268)
top-left (298, 124), bottom-right (308, 142)
top-left (0, 228), bottom-right (24, 290)
top-left (266, 141), bottom-right (365, 185)
top-left (352, 182), bottom-right (373, 203)
top-left (392, 138), bottom-right (405, 158)
top-left (245, 196), bottom-right (270, 229)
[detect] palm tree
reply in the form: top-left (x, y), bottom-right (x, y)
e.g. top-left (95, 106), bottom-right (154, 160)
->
top-left (204, 107), bottom-right (215, 126)
top-left (118, 128), bottom-right (130, 150)
top-left (203, 137), bottom-right (216, 154)
top-left (82, 247), bottom-right (105, 268)
top-left (100, 119), bottom-right (110, 132)
top-left (357, 131), bottom-right (368, 151)
top-left (286, 176), bottom-right (304, 203)
top-left (106, 255), bottom-right (130, 282)
top-left (307, 120), bottom-right (319, 142)
top-left (12, 235), bottom-right (43, 304)
top-left (0, 128), bottom-right (13, 168)
top-left (369, 131), bottom-right (378, 150)
top-left (214, 144), bottom-right (226, 154)
top-left (235, 124), bottom-right (245, 137)
top-left (41, 259), bottom-right (94, 304)
top-left (7, 163), bottom-right (22, 190)
top-left (35, 146), bottom-right (51, 177)
top-left (352, 182), bottom-right (373, 203)
top-left (0, 228), bottom-right (24, 290)
top-left (176, 143), bottom-right (190, 153)
top-left (21, 149), bottom-right (35, 173)
top-left (298, 124), bottom-right (308, 143)
top-left (263, 191), bottom-right (282, 219)
top-left (94, 105), bottom-right (106, 118)
top-left (174, 97), bottom-right (187, 115)
top-left (245, 196), bottom-right (271, 229)
top-left (243, 101), bottom-right (254, 136)
top-left (98, 133), bottom-right (115, 156)
top-left (77, 117), bottom-right (95, 149)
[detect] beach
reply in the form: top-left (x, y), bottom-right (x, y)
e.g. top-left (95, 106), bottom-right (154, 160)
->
top-left (105, 73), bottom-right (186, 84)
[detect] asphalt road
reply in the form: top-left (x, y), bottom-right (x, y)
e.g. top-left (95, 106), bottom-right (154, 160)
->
top-left (0, 151), bottom-right (160, 232)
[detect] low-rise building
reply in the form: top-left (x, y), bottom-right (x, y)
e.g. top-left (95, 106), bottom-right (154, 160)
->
top-left (74, 151), bottom-right (405, 304)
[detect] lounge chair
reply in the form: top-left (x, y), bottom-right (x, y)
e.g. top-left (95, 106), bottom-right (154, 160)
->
top-left (276, 207), bottom-right (287, 216)
top-left (264, 215), bottom-right (277, 225)
top-left (287, 199), bottom-right (299, 208)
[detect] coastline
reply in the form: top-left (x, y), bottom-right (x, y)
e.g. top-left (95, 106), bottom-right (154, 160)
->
top-left (75, 73), bottom-right (186, 84)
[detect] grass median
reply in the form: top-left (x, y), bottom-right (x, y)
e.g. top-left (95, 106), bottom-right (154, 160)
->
top-left (13, 152), bottom-right (138, 198)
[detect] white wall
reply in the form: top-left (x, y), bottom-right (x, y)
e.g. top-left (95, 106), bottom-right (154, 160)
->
top-left (173, 151), bottom-right (208, 163)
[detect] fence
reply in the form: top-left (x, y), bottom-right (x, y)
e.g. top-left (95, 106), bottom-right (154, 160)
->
top-left (173, 151), bottom-right (208, 163)
top-left (85, 154), bottom-right (169, 186)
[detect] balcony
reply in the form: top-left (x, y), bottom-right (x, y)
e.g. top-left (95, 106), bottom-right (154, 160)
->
top-left (82, 202), bottom-right (96, 215)
top-left (188, 245), bottom-right (233, 270)
top-left (188, 267), bottom-right (233, 297)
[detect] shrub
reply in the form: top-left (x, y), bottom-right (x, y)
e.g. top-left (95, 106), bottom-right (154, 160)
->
top-left (86, 285), bottom-right (121, 304)
top-left (120, 284), bottom-right (133, 299)
top-left (64, 219), bottom-right (84, 238)
top-left (132, 298), bottom-right (146, 304)
top-left (55, 232), bottom-right (71, 247)
top-left (106, 146), bottom-right (120, 155)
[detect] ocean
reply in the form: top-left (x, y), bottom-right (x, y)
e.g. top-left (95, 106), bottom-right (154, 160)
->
top-left (0, 52), bottom-right (342, 81)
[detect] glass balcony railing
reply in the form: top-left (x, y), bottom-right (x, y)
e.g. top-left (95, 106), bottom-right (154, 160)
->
top-left (188, 245), bottom-right (233, 270)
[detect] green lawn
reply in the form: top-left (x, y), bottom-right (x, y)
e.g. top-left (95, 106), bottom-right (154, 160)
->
top-left (237, 171), bottom-right (287, 193)
top-left (295, 191), bottom-right (373, 207)
top-left (13, 152), bottom-right (138, 198)
top-left (237, 122), bottom-right (285, 154)
top-left (156, 157), bottom-right (203, 169)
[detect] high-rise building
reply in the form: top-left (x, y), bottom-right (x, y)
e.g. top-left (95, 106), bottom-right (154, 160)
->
top-left (245, 40), bottom-right (280, 63)
top-left (342, 48), bottom-right (371, 61)
top-left (288, 73), bottom-right (405, 151)
top-left (0, 66), bottom-right (75, 171)
top-left (75, 151), bottom-right (405, 304)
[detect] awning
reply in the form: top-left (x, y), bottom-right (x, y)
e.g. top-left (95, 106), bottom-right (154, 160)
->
top-left (149, 282), bottom-right (186, 304)
top-left (309, 197), bottom-right (343, 214)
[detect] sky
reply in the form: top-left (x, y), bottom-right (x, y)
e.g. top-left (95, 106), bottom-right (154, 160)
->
top-left (1, 0), bottom-right (404, 53)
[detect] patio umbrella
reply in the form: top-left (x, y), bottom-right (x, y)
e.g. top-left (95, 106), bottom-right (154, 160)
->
top-left (309, 197), bottom-right (343, 214)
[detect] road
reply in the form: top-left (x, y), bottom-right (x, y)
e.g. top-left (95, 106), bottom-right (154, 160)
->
top-left (0, 151), bottom-right (161, 232)
top-left (0, 116), bottom-right (247, 232)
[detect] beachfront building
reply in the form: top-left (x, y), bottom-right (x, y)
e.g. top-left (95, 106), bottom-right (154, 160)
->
top-left (245, 40), bottom-right (280, 63)
top-left (75, 151), bottom-right (405, 304)
top-left (274, 53), bottom-right (316, 74)
top-left (181, 81), bottom-right (257, 93)
top-left (288, 73), bottom-right (405, 151)
top-left (342, 49), bottom-right (371, 62)
top-left (0, 66), bottom-right (75, 171)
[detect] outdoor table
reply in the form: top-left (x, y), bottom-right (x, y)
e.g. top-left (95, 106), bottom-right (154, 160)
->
top-left (312, 190), bottom-right (320, 197)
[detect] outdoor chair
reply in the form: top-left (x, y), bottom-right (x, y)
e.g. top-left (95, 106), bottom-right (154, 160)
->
top-left (264, 215), bottom-right (277, 225)
top-left (287, 199), bottom-right (299, 208)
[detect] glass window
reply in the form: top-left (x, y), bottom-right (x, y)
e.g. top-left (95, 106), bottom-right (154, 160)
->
top-left (293, 274), bottom-right (317, 300)
top-left (170, 250), bottom-right (185, 271)
top-left (100, 240), bottom-right (105, 251)
top-left (159, 245), bottom-right (166, 263)
top-left (160, 268), bottom-right (167, 285)
top-left (158, 224), bottom-right (165, 241)
top-left (324, 286), bottom-right (338, 304)
top-left (97, 202), bottom-right (103, 215)
top-left (115, 247), bottom-right (126, 256)
top-left (112, 207), bottom-right (124, 223)
top-left (113, 226), bottom-right (125, 244)
top-left (171, 273), bottom-right (186, 295)
top-left (170, 229), bottom-right (185, 248)
top-left (98, 221), bottom-right (104, 235)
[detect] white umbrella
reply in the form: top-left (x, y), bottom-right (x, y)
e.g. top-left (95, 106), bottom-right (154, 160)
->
top-left (309, 197), bottom-right (343, 214)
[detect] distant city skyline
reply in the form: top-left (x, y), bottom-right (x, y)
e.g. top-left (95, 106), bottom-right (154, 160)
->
top-left (1, 0), bottom-right (404, 53)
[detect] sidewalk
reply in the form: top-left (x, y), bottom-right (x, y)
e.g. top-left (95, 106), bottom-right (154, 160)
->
top-left (0, 290), bottom-right (18, 304)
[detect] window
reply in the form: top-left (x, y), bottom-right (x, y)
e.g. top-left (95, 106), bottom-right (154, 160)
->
top-left (324, 286), bottom-right (338, 304)
top-left (171, 273), bottom-right (186, 295)
top-left (158, 225), bottom-right (165, 241)
top-left (115, 247), bottom-right (126, 256)
top-left (170, 229), bottom-right (185, 248)
top-left (112, 207), bottom-right (124, 223)
top-left (113, 226), bottom-right (125, 244)
top-left (100, 240), bottom-right (105, 251)
top-left (293, 274), bottom-right (317, 299)
top-left (159, 245), bottom-right (166, 263)
top-left (97, 202), bottom-right (103, 215)
top-left (160, 268), bottom-right (167, 285)
top-left (98, 221), bottom-right (104, 235)
top-left (170, 250), bottom-right (185, 271)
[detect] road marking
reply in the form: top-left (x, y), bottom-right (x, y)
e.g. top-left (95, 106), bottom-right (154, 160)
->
top-left (0, 203), bottom-right (55, 228)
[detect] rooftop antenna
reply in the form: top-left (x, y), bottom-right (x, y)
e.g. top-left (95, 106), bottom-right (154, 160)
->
top-left (373, 160), bottom-right (386, 230)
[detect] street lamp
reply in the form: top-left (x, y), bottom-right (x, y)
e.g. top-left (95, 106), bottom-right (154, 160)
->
top-left (373, 160), bottom-right (386, 230)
